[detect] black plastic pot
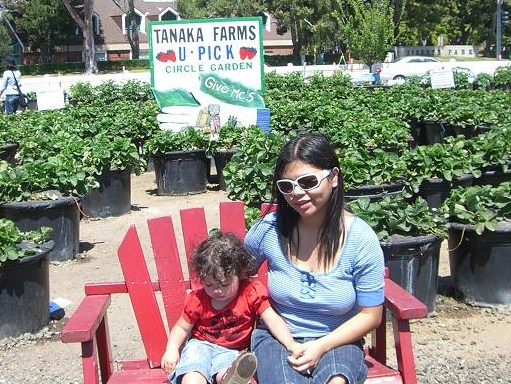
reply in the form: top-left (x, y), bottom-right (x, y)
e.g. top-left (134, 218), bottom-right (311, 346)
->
top-left (26, 98), bottom-right (38, 111)
top-left (0, 240), bottom-right (55, 338)
top-left (473, 161), bottom-right (511, 187)
top-left (418, 174), bottom-right (474, 209)
top-left (381, 234), bottom-right (442, 315)
top-left (213, 149), bottom-right (236, 190)
top-left (82, 168), bottom-right (132, 218)
top-left (152, 150), bottom-right (208, 196)
top-left (0, 196), bottom-right (80, 262)
top-left (419, 120), bottom-right (446, 145)
top-left (345, 181), bottom-right (405, 202)
top-left (448, 222), bottom-right (511, 306)
top-left (0, 142), bottom-right (18, 167)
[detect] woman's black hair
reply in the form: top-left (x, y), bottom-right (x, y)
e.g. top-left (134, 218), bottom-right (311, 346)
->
top-left (4, 59), bottom-right (16, 70)
top-left (192, 231), bottom-right (255, 282)
top-left (269, 132), bottom-right (346, 270)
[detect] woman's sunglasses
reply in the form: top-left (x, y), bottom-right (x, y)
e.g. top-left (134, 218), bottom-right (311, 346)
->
top-left (276, 169), bottom-right (332, 194)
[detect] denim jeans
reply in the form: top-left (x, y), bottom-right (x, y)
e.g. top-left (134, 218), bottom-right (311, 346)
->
top-left (168, 339), bottom-right (239, 384)
top-left (251, 328), bottom-right (367, 384)
top-left (4, 94), bottom-right (20, 115)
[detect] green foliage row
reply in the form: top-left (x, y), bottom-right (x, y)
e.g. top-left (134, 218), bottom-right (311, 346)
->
top-left (0, 80), bottom-right (158, 203)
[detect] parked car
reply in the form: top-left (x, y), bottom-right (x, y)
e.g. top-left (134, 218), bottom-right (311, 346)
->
top-left (373, 56), bottom-right (447, 82)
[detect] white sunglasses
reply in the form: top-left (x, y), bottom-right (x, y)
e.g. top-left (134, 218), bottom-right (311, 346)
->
top-left (276, 169), bottom-right (332, 194)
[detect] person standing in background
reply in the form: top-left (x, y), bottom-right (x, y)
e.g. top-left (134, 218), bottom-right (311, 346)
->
top-left (0, 59), bottom-right (22, 115)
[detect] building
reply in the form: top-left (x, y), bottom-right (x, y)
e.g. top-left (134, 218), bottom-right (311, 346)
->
top-left (19, 0), bottom-right (293, 64)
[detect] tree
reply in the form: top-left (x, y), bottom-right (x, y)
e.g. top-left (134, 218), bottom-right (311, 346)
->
top-left (15, 0), bottom-right (76, 63)
top-left (263, 0), bottom-right (323, 64)
top-left (112, 0), bottom-right (139, 59)
top-left (341, 0), bottom-right (395, 70)
top-left (0, 22), bottom-right (11, 62)
top-left (176, 0), bottom-right (266, 19)
top-left (61, 0), bottom-right (97, 74)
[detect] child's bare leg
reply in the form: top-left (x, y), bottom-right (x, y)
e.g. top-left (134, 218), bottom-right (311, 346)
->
top-left (327, 376), bottom-right (347, 384)
top-left (181, 371), bottom-right (208, 384)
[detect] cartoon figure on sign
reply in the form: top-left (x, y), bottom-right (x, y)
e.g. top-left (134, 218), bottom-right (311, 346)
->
top-left (208, 103), bottom-right (221, 137)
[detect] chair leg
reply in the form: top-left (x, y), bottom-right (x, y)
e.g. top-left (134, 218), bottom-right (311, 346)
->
top-left (392, 317), bottom-right (418, 384)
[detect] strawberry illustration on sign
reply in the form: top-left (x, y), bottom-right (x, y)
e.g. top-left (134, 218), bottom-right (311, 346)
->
top-left (156, 49), bottom-right (177, 62)
top-left (239, 47), bottom-right (257, 60)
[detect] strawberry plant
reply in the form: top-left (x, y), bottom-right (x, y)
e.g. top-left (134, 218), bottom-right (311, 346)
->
top-left (441, 181), bottom-right (511, 234)
top-left (143, 128), bottom-right (209, 156)
top-left (0, 218), bottom-right (52, 266)
top-left (348, 195), bottom-right (447, 240)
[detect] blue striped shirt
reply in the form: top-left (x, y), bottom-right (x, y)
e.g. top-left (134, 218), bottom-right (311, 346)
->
top-left (245, 212), bottom-right (385, 338)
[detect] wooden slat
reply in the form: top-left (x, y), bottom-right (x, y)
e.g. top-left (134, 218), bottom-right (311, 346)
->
top-left (107, 368), bottom-right (168, 383)
top-left (148, 216), bottom-right (188, 328)
top-left (117, 225), bottom-right (167, 368)
top-left (180, 207), bottom-right (209, 290)
top-left (61, 295), bottom-right (111, 343)
top-left (219, 201), bottom-right (246, 238)
top-left (384, 278), bottom-right (428, 320)
top-left (365, 356), bottom-right (403, 383)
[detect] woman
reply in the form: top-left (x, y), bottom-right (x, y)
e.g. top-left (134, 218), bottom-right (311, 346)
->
top-left (0, 59), bottom-right (22, 115)
top-left (245, 132), bottom-right (385, 384)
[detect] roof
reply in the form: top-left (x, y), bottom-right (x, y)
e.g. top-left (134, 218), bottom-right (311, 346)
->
top-left (93, 1), bottom-right (291, 51)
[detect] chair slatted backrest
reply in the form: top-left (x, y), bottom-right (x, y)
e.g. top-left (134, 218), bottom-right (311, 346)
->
top-left (180, 207), bottom-right (209, 291)
top-left (219, 201), bottom-right (246, 238)
top-left (117, 225), bottom-right (167, 368)
top-left (148, 215), bottom-right (189, 330)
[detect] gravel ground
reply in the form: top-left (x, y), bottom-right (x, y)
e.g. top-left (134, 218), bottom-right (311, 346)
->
top-left (1, 295), bottom-right (509, 384)
top-left (0, 172), bottom-right (510, 384)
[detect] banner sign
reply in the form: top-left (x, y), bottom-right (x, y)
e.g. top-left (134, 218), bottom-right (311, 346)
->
top-left (149, 17), bottom-right (265, 133)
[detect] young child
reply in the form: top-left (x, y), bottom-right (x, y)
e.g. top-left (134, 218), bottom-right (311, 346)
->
top-left (161, 231), bottom-right (298, 384)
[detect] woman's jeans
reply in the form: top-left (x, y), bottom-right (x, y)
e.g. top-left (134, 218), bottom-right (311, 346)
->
top-left (251, 328), bottom-right (367, 384)
top-left (4, 94), bottom-right (20, 115)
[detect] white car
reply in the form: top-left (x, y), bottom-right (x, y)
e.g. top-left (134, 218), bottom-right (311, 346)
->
top-left (373, 56), bottom-right (448, 82)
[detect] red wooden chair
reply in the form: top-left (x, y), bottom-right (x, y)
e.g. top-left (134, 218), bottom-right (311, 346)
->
top-left (61, 201), bottom-right (428, 384)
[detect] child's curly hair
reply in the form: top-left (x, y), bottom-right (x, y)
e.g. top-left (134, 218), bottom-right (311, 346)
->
top-left (192, 231), bottom-right (255, 283)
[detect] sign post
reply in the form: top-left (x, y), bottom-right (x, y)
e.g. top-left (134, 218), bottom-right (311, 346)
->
top-left (149, 17), bottom-right (266, 134)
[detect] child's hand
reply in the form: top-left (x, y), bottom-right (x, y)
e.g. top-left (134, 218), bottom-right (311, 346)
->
top-left (161, 349), bottom-right (180, 374)
top-left (286, 341), bottom-right (304, 359)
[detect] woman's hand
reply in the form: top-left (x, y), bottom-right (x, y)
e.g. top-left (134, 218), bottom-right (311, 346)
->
top-left (161, 348), bottom-right (180, 374)
top-left (287, 339), bottom-right (326, 374)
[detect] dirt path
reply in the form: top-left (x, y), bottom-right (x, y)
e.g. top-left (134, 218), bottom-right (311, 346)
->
top-left (0, 171), bottom-right (510, 383)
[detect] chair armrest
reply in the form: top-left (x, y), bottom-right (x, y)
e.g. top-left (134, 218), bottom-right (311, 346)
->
top-left (384, 278), bottom-right (428, 320)
top-left (61, 295), bottom-right (111, 343)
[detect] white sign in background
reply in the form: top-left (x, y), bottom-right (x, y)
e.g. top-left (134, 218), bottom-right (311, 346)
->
top-left (36, 89), bottom-right (66, 111)
top-left (149, 17), bottom-right (265, 132)
top-left (430, 69), bottom-right (455, 89)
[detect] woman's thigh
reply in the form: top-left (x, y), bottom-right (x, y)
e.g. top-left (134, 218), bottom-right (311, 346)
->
top-left (251, 328), bottom-right (367, 384)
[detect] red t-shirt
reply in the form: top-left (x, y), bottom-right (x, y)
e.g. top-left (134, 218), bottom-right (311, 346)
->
top-left (182, 279), bottom-right (271, 350)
